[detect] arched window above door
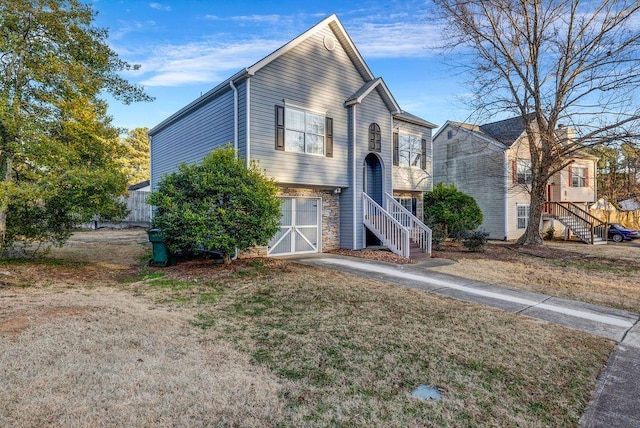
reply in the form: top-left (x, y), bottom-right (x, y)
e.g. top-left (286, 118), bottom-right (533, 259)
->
top-left (369, 123), bottom-right (381, 152)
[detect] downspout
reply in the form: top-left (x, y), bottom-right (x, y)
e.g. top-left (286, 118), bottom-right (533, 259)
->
top-left (352, 104), bottom-right (358, 250)
top-left (229, 80), bottom-right (239, 158)
top-left (503, 150), bottom-right (509, 240)
top-left (246, 77), bottom-right (251, 168)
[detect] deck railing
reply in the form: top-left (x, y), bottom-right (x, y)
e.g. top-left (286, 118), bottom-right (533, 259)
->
top-left (543, 201), bottom-right (607, 244)
top-left (385, 193), bottom-right (432, 256)
top-left (362, 193), bottom-right (410, 258)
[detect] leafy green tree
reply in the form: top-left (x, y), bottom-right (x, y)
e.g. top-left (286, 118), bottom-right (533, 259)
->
top-left (120, 127), bottom-right (150, 186)
top-left (423, 183), bottom-right (483, 240)
top-left (148, 146), bottom-right (281, 264)
top-left (0, 0), bottom-right (152, 254)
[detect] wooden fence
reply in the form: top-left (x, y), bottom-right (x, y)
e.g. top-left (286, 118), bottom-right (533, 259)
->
top-left (589, 209), bottom-right (640, 229)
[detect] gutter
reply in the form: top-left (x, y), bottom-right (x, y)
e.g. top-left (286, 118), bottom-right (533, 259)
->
top-left (229, 80), bottom-right (239, 157)
top-left (246, 77), bottom-right (251, 168)
top-left (352, 105), bottom-right (358, 250)
top-left (503, 150), bottom-right (509, 240)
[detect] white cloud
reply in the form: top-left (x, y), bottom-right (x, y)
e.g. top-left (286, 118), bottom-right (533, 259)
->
top-left (134, 39), bottom-right (285, 87)
top-left (149, 2), bottom-right (171, 11)
top-left (110, 20), bottom-right (159, 40)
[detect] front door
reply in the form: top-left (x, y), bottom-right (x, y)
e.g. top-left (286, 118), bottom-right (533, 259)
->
top-left (267, 197), bottom-right (320, 256)
top-left (543, 183), bottom-right (552, 214)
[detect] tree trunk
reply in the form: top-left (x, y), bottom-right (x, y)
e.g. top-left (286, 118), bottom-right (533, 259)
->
top-left (0, 154), bottom-right (14, 253)
top-left (517, 181), bottom-right (545, 246)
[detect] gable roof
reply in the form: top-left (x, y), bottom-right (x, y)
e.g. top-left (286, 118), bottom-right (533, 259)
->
top-left (478, 114), bottom-right (536, 146)
top-left (150, 14), bottom-right (433, 135)
top-left (345, 78), bottom-right (401, 115)
top-left (248, 14), bottom-right (374, 82)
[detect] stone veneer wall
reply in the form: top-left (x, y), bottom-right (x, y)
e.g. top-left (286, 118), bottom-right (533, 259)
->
top-left (239, 187), bottom-right (340, 259)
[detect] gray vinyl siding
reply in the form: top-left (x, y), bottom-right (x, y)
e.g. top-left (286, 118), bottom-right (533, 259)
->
top-left (150, 88), bottom-right (236, 189)
top-left (236, 81), bottom-right (248, 161)
top-left (433, 124), bottom-right (507, 239)
top-left (352, 91), bottom-right (393, 249)
top-left (248, 26), bottom-right (364, 187)
top-left (392, 119), bottom-right (433, 192)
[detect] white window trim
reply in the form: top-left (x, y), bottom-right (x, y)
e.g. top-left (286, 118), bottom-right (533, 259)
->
top-left (517, 204), bottom-right (530, 229)
top-left (572, 165), bottom-right (587, 187)
top-left (517, 159), bottom-right (533, 185)
top-left (284, 105), bottom-right (326, 156)
top-left (398, 132), bottom-right (423, 168)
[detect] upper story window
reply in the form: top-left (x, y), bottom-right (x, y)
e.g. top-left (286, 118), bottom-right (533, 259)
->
top-left (284, 107), bottom-right (325, 155)
top-left (571, 165), bottom-right (587, 187)
top-left (399, 133), bottom-right (422, 168)
top-left (275, 105), bottom-right (333, 157)
top-left (447, 130), bottom-right (453, 139)
top-left (369, 123), bottom-right (381, 152)
top-left (516, 159), bottom-right (533, 184)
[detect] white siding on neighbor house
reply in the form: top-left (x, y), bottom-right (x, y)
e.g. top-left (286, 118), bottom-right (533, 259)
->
top-left (433, 124), bottom-right (508, 239)
top-left (150, 87), bottom-right (237, 188)
top-left (248, 26), bottom-right (364, 188)
top-left (393, 119), bottom-right (432, 192)
top-left (556, 161), bottom-right (597, 203)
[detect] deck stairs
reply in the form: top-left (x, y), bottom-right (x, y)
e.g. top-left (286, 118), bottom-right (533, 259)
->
top-left (543, 202), bottom-right (607, 245)
top-left (362, 192), bottom-right (432, 259)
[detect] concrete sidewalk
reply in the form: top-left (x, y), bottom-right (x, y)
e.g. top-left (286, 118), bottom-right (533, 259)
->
top-left (292, 253), bottom-right (640, 427)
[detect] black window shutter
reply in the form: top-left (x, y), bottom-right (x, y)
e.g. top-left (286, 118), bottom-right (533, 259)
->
top-left (275, 105), bottom-right (285, 151)
top-left (393, 131), bottom-right (399, 165)
top-left (421, 138), bottom-right (427, 170)
top-left (325, 117), bottom-right (333, 157)
top-left (376, 126), bottom-right (381, 151)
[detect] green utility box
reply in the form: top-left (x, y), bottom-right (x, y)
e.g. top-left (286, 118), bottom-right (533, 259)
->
top-left (147, 229), bottom-right (175, 267)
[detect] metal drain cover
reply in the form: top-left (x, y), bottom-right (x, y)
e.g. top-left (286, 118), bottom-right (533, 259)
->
top-left (411, 385), bottom-right (442, 401)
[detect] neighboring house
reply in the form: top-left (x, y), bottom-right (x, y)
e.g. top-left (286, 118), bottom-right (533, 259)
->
top-left (433, 116), bottom-right (600, 242)
top-left (148, 14), bottom-right (436, 258)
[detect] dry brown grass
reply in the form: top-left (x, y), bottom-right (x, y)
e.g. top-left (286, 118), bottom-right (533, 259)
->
top-left (0, 230), bottom-right (621, 426)
top-left (431, 240), bottom-right (640, 312)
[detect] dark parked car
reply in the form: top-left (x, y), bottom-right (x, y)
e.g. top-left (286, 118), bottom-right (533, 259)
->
top-left (607, 223), bottom-right (640, 242)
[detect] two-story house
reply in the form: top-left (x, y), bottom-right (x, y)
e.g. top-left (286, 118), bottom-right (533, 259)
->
top-left (433, 116), bottom-right (600, 242)
top-left (149, 14), bottom-right (436, 258)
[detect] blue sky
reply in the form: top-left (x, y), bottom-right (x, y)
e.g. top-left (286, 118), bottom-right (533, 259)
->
top-left (92, 0), bottom-right (472, 133)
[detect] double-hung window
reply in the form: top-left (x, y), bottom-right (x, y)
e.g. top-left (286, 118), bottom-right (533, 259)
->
top-left (398, 134), bottom-right (422, 167)
top-left (516, 159), bottom-right (532, 184)
top-left (571, 165), bottom-right (587, 187)
top-left (284, 107), bottom-right (325, 155)
top-left (517, 204), bottom-right (530, 229)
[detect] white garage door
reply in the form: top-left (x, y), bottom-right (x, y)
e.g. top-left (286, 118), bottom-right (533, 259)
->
top-left (267, 197), bottom-right (320, 256)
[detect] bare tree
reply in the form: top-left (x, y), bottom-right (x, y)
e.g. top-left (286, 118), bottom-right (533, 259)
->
top-left (433, 0), bottom-right (640, 244)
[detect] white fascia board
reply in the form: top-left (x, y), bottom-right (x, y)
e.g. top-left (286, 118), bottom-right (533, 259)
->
top-left (435, 121), bottom-right (507, 151)
top-left (247, 14), bottom-right (375, 82)
top-left (344, 78), bottom-right (401, 115)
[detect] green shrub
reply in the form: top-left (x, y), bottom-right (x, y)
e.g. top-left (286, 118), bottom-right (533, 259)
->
top-left (147, 145), bottom-right (281, 264)
top-left (462, 230), bottom-right (489, 252)
top-left (544, 226), bottom-right (555, 241)
top-left (424, 183), bottom-right (483, 240)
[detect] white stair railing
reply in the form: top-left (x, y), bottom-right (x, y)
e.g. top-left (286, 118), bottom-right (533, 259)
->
top-left (384, 193), bottom-right (432, 256)
top-left (362, 193), bottom-right (410, 258)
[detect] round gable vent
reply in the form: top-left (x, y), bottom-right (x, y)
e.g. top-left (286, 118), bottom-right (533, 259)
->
top-left (324, 35), bottom-right (336, 51)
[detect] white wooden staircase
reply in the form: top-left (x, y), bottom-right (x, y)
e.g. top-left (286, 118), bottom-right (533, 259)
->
top-left (362, 193), bottom-right (432, 259)
top-left (543, 202), bottom-right (607, 245)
